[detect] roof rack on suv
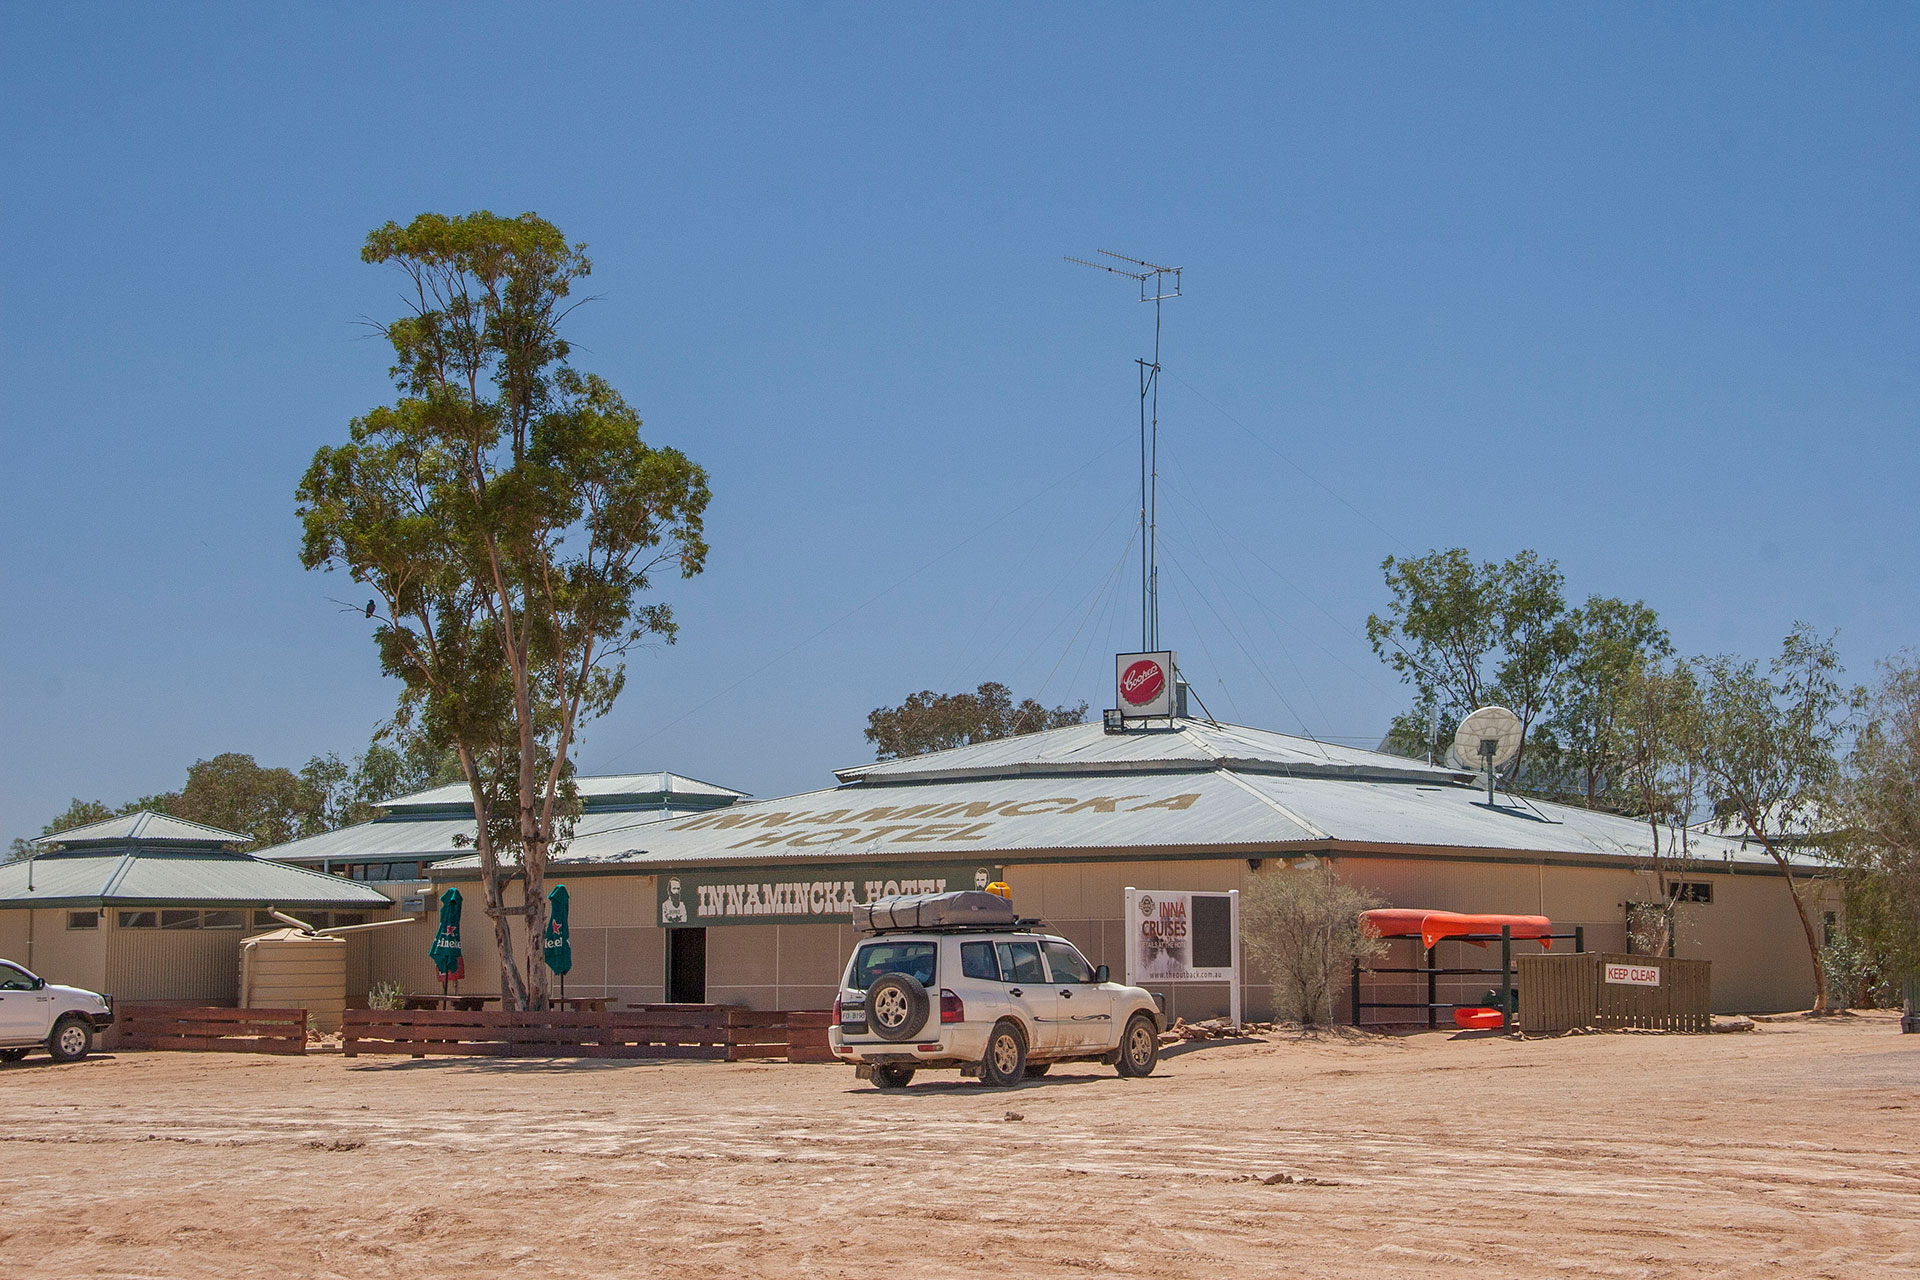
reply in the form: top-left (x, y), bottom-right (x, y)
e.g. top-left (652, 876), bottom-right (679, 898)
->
top-left (859, 918), bottom-right (1046, 937)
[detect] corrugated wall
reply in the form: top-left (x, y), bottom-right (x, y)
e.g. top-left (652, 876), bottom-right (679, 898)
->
top-left (105, 924), bottom-right (241, 1003)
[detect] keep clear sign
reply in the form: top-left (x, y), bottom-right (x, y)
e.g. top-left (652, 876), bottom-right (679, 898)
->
top-left (656, 862), bottom-right (1002, 928)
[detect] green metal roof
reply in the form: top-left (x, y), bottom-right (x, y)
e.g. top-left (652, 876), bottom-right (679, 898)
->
top-left (33, 810), bottom-right (250, 849)
top-left (0, 845), bottom-right (393, 910)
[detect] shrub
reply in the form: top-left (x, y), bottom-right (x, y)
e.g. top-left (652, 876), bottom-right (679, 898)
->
top-left (1242, 862), bottom-right (1386, 1025)
top-left (368, 979), bottom-right (406, 1011)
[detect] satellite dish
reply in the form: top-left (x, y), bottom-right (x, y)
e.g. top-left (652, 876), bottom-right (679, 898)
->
top-left (1453, 706), bottom-right (1523, 775)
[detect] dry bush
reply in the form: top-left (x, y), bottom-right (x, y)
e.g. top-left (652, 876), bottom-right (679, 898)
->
top-left (1242, 862), bottom-right (1385, 1025)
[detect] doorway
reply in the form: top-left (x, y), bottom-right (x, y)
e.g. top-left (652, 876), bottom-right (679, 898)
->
top-left (666, 927), bottom-right (706, 1004)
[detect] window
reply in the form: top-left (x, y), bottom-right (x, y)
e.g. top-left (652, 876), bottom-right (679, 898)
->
top-left (994, 940), bottom-right (1046, 985)
top-left (1669, 882), bottom-right (1712, 905)
top-left (118, 910), bottom-right (158, 929)
top-left (202, 910), bottom-right (243, 929)
top-left (67, 911), bottom-right (99, 930)
top-left (0, 962), bottom-right (37, 991)
top-left (959, 941), bottom-right (1000, 981)
top-left (849, 941), bottom-right (937, 990)
top-left (1041, 940), bottom-right (1096, 984)
top-left (160, 909), bottom-right (201, 930)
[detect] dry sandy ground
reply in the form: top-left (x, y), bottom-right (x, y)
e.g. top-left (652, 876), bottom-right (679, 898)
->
top-left (1, 1013), bottom-right (1915, 1279)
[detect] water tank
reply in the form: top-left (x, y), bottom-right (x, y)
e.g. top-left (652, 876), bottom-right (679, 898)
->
top-left (238, 928), bottom-right (346, 1034)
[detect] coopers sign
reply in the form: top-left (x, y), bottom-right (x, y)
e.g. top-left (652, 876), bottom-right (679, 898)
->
top-left (656, 862), bottom-right (1003, 928)
top-left (1116, 651), bottom-right (1176, 718)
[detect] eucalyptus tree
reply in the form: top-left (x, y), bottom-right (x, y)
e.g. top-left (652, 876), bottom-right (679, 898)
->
top-left (1367, 548), bottom-right (1574, 777)
top-left (298, 212), bottom-right (710, 1009)
top-left (1611, 658), bottom-right (1704, 954)
top-left (1692, 625), bottom-right (1859, 1014)
top-left (1552, 597), bottom-right (1672, 806)
top-left (1835, 654), bottom-right (1920, 994)
top-left (865, 682), bottom-right (1086, 761)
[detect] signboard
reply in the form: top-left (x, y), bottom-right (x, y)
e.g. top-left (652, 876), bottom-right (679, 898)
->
top-left (656, 861), bottom-right (1002, 928)
top-left (1123, 887), bottom-right (1242, 1027)
top-left (1604, 961), bottom-right (1661, 988)
top-left (1115, 651), bottom-right (1176, 718)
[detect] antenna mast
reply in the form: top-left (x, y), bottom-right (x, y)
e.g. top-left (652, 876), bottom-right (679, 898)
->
top-left (1066, 249), bottom-right (1181, 650)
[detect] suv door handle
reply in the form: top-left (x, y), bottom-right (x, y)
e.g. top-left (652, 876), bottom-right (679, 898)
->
top-left (1059, 989), bottom-right (1073, 999)
top-left (1008, 988), bottom-right (1022, 997)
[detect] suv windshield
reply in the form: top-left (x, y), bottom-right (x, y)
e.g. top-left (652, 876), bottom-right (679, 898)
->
top-left (849, 940), bottom-right (936, 991)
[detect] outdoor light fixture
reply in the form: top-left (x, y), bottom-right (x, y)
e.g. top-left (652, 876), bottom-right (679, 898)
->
top-left (1103, 708), bottom-right (1125, 734)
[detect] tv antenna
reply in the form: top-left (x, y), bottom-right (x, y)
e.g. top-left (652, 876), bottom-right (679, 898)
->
top-left (1066, 249), bottom-right (1181, 651)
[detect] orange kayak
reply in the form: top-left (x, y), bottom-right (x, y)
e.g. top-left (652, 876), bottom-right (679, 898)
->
top-left (1453, 1007), bottom-right (1506, 1030)
top-left (1362, 909), bottom-right (1554, 950)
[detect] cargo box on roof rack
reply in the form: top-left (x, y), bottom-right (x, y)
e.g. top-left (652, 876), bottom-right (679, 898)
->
top-left (852, 890), bottom-right (1020, 934)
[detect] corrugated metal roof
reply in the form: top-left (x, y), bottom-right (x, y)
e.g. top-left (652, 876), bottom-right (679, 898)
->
top-left (380, 772), bottom-right (748, 812)
top-left (262, 807), bottom-right (676, 865)
top-left (0, 848), bottom-right (394, 908)
top-left (33, 811), bottom-right (250, 849)
top-left (833, 718), bottom-right (1469, 786)
top-left (432, 764), bottom-right (1783, 874)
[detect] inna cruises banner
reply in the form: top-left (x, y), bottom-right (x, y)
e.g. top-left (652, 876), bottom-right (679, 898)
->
top-left (656, 861), bottom-right (1003, 928)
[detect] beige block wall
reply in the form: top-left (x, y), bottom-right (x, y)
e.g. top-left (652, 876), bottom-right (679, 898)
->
top-left (0, 909), bottom-right (111, 994)
top-left (413, 852), bottom-right (1827, 1019)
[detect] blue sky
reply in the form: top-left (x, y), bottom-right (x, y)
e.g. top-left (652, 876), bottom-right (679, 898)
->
top-left (2, 4), bottom-right (1915, 840)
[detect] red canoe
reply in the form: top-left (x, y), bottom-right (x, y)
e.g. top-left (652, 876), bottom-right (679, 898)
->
top-left (1361, 908), bottom-right (1554, 950)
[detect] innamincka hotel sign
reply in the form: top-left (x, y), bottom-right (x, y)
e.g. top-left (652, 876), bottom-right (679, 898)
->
top-left (655, 862), bottom-right (1004, 928)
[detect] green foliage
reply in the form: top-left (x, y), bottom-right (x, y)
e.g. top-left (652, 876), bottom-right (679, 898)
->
top-left (1693, 624), bottom-right (1863, 1013)
top-left (1368, 551), bottom-right (1672, 808)
top-left (6, 798), bottom-right (121, 861)
top-left (1241, 862), bottom-right (1385, 1025)
top-left (297, 211), bottom-right (709, 1009)
top-left (865, 682), bottom-right (1087, 761)
top-left (1366, 548), bottom-right (1575, 779)
top-left (1550, 597), bottom-right (1672, 804)
top-left (367, 979), bottom-right (408, 1011)
top-left (164, 753), bottom-right (313, 848)
top-left (301, 733), bottom-right (465, 831)
top-left (1833, 653), bottom-right (1920, 997)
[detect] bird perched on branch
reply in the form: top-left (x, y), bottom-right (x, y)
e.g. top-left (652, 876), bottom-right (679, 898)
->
top-left (365, 600), bottom-right (376, 619)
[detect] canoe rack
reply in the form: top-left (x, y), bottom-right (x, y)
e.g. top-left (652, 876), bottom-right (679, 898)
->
top-left (1351, 924), bottom-right (1586, 1030)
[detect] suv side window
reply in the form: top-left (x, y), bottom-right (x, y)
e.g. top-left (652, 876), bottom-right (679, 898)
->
top-left (959, 941), bottom-right (1000, 981)
top-left (1041, 940), bottom-right (1097, 984)
top-left (994, 940), bottom-right (1046, 985)
top-left (0, 963), bottom-right (36, 991)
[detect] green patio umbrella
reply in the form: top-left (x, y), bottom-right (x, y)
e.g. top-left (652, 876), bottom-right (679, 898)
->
top-left (429, 887), bottom-right (464, 995)
top-left (544, 884), bottom-right (572, 1001)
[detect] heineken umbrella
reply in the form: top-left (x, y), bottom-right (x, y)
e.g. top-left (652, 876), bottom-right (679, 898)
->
top-left (544, 884), bottom-right (573, 1001)
top-left (429, 887), bottom-right (464, 996)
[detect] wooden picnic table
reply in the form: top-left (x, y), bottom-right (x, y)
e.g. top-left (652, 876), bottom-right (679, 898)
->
top-left (404, 994), bottom-right (502, 1011)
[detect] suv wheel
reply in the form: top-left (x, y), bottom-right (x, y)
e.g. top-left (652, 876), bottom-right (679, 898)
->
top-left (979, 1020), bottom-right (1026, 1087)
top-left (1115, 1014), bottom-right (1158, 1078)
top-left (48, 1015), bottom-right (92, 1063)
top-left (872, 1064), bottom-right (915, 1090)
top-left (865, 974), bottom-right (931, 1042)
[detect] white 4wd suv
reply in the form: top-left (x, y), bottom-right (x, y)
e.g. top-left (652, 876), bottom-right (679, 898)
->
top-left (0, 959), bottom-right (114, 1064)
top-left (830, 927), bottom-right (1162, 1088)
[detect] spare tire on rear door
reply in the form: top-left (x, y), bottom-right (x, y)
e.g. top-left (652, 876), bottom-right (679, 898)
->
top-left (865, 973), bottom-right (931, 1042)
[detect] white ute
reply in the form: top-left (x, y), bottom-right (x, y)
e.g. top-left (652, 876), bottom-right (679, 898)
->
top-left (0, 959), bottom-right (114, 1064)
top-left (829, 892), bottom-right (1162, 1089)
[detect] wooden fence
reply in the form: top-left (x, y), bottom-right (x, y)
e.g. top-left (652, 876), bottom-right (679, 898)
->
top-left (114, 1004), bottom-right (309, 1055)
top-left (343, 1006), bottom-right (834, 1062)
top-left (1518, 953), bottom-right (1711, 1034)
